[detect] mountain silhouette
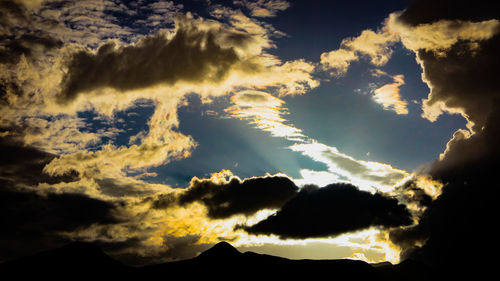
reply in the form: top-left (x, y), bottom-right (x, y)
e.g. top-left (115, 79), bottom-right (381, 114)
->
top-left (196, 241), bottom-right (241, 259)
top-left (0, 242), bottom-right (131, 278)
top-left (0, 241), bottom-right (436, 280)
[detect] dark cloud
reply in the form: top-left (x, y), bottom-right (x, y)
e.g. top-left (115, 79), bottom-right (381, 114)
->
top-left (0, 33), bottom-right (63, 64)
top-left (0, 135), bottom-right (120, 262)
top-left (239, 183), bottom-right (412, 239)
top-left (0, 184), bottom-right (120, 262)
top-left (0, 135), bottom-right (79, 186)
top-left (0, 1), bottom-right (27, 24)
top-left (419, 34), bottom-right (500, 133)
top-left (390, 2), bottom-right (500, 273)
top-left (57, 16), bottom-right (252, 103)
top-left (0, 1), bottom-right (63, 65)
top-left (391, 108), bottom-right (500, 268)
top-left (154, 176), bottom-right (299, 219)
top-left (397, 179), bottom-right (433, 207)
top-left (392, 178), bottom-right (433, 219)
top-left (398, 0), bottom-right (499, 26)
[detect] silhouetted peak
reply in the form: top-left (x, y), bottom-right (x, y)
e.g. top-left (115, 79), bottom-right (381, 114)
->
top-left (197, 242), bottom-right (240, 259)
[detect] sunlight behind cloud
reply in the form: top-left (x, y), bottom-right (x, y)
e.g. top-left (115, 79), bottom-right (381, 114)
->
top-left (290, 142), bottom-right (409, 192)
top-left (226, 90), bottom-right (305, 140)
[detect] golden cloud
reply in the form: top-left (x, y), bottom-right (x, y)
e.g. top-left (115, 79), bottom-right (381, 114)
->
top-left (372, 74), bottom-right (408, 115)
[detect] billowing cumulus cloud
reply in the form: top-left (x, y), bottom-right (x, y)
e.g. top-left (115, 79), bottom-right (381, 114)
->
top-left (381, 0), bottom-right (500, 273)
top-left (383, 11), bottom-right (500, 132)
top-left (238, 183), bottom-right (412, 239)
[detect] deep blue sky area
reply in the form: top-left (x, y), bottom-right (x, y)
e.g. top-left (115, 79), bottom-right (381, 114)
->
top-left (264, 0), bottom-right (412, 61)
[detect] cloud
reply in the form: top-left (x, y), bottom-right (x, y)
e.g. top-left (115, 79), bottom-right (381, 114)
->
top-left (372, 74), bottom-right (408, 115)
top-left (320, 26), bottom-right (399, 76)
top-left (0, 0), bottom-right (424, 266)
top-left (0, 135), bottom-right (79, 187)
top-left (390, 174), bottom-right (443, 219)
top-left (0, 185), bottom-right (120, 262)
top-left (384, 1), bottom-right (500, 272)
top-left (43, 97), bottom-right (197, 178)
top-left (234, 0), bottom-right (290, 18)
top-left (238, 183), bottom-right (412, 239)
top-left (56, 14), bottom-right (245, 104)
top-left (388, 14), bottom-right (500, 56)
top-left (397, 0), bottom-right (500, 25)
top-left (56, 10), bottom-right (318, 107)
top-left (225, 90), bottom-right (305, 140)
top-left (290, 142), bottom-right (409, 192)
top-left (383, 11), bottom-right (500, 132)
top-left (153, 170), bottom-right (299, 219)
top-left (0, 32), bottom-right (63, 65)
top-left (0, 136), bottom-right (119, 261)
top-left (224, 89), bottom-right (409, 191)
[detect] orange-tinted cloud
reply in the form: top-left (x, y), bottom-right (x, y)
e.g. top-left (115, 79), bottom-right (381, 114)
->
top-left (372, 74), bottom-right (408, 115)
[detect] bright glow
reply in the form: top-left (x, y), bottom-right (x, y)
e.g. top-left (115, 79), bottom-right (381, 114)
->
top-left (294, 169), bottom-right (341, 187)
top-left (290, 142), bottom-right (409, 192)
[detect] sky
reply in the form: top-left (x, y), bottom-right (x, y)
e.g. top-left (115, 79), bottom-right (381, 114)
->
top-left (1, 0), bottom-right (499, 270)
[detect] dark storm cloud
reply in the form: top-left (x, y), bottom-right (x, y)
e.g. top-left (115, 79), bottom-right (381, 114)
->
top-left (239, 183), bottom-right (412, 239)
top-left (57, 16), bottom-right (251, 103)
top-left (153, 176), bottom-right (299, 219)
top-left (390, 1), bottom-right (500, 271)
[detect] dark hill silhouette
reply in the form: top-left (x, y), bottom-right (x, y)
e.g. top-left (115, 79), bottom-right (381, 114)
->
top-left (196, 241), bottom-right (241, 259)
top-left (0, 241), bottom-right (437, 281)
top-left (0, 241), bottom-right (132, 278)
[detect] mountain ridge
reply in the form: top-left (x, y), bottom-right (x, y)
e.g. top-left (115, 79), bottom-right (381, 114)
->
top-left (0, 241), bottom-right (436, 280)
